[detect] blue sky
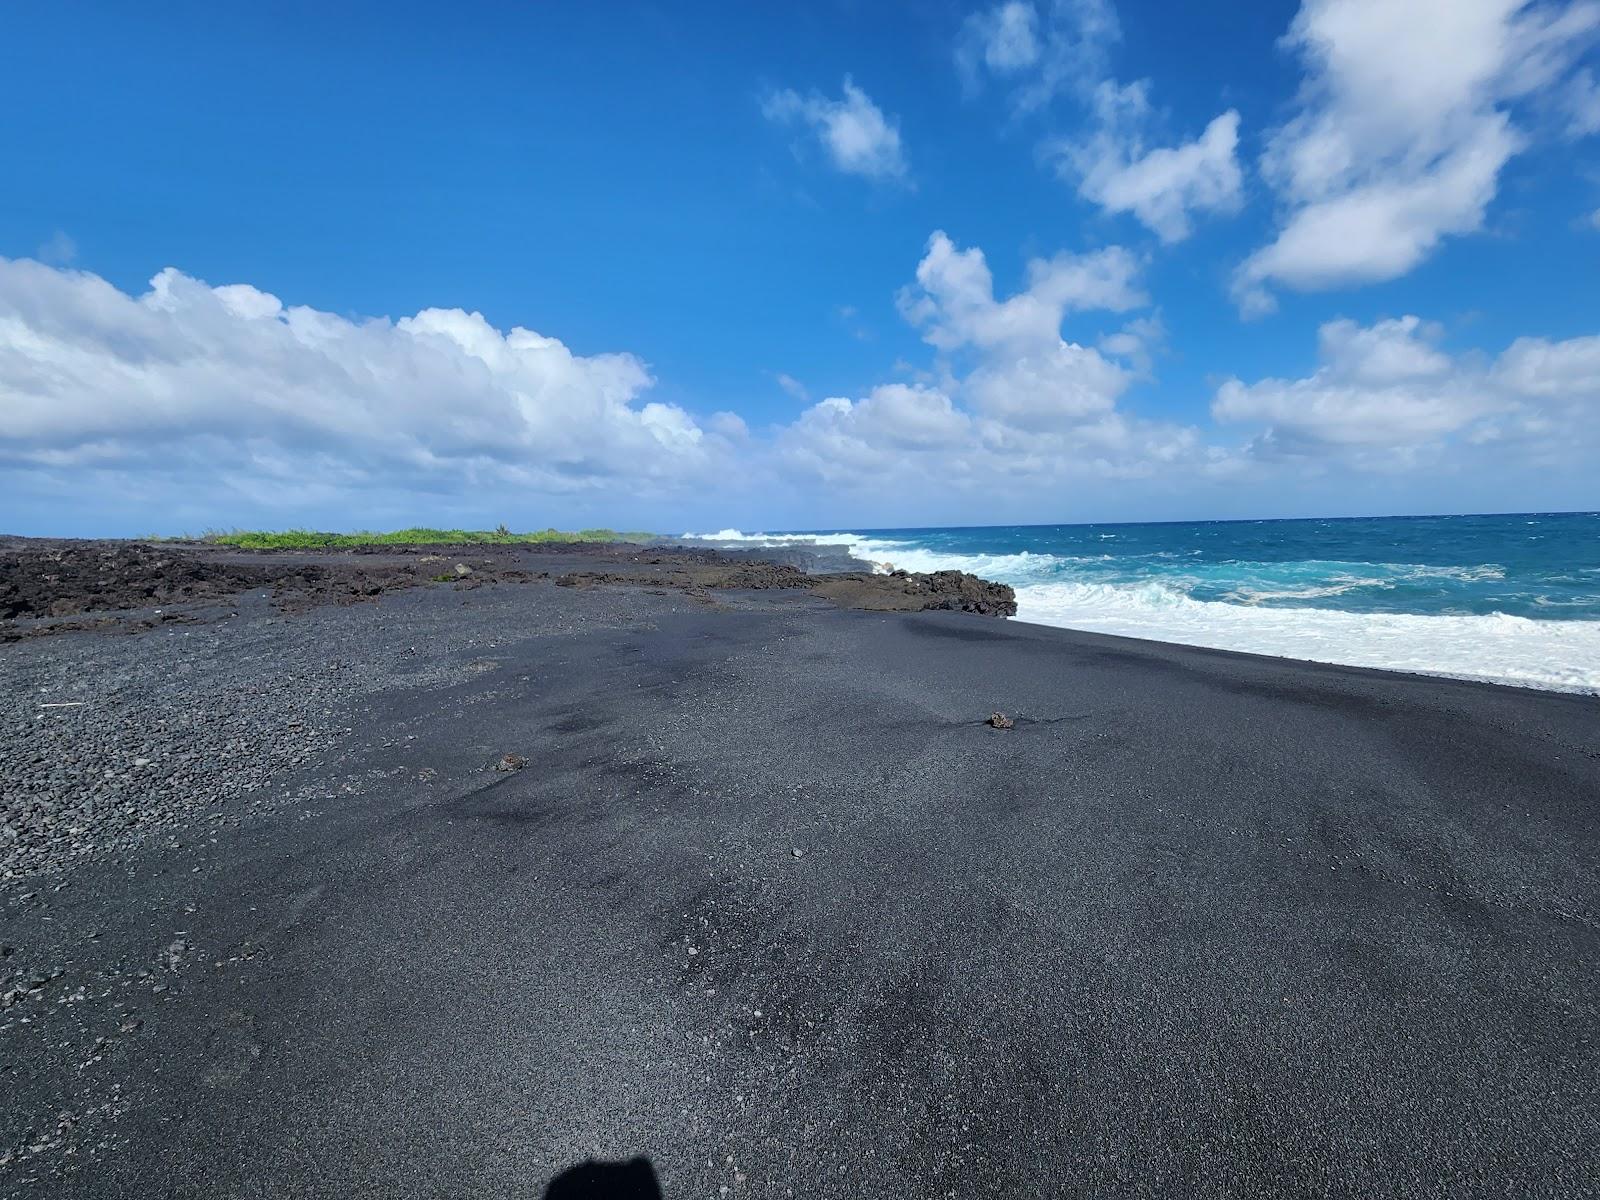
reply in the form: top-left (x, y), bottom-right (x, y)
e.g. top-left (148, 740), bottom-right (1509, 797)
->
top-left (2, 0), bottom-right (1598, 535)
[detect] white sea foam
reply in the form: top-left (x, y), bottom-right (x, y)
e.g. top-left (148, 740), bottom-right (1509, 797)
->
top-left (852, 544), bottom-right (1067, 580)
top-left (681, 528), bottom-right (873, 546)
top-left (1015, 580), bottom-right (1600, 693)
top-left (1216, 561), bottom-right (1505, 604)
top-left (682, 528), bottom-right (910, 566)
top-left (681, 529), bottom-right (1067, 582)
top-left (1221, 579), bottom-right (1379, 603)
top-left (684, 530), bottom-right (1600, 691)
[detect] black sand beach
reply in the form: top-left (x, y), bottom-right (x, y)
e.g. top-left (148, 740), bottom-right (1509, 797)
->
top-left (3, 547), bottom-right (1599, 1197)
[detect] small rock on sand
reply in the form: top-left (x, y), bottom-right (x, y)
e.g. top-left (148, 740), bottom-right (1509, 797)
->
top-left (987, 712), bottom-right (1015, 730)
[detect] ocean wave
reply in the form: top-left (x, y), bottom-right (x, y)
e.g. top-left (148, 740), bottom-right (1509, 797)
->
top-left (1404, 563), bottom-right (1507, 582)
top-left (852, 545), bottom-right (1067, 579)
top-left (683, 529), bottom-right (1596, 691)
top-left (1214, 562), bottom-right (1505, 604)
top-left (679, 528), bottom-right (903, 564)
top-left (1221, 580), bottom-right (1378, 603)
top-left (681, 529), bottom-right (1065, 580)
top-left (680, 528), bottom-right (895, 547)
top-left (1206, 558), bottom-right (1505, 584)
top-left (1014, 580), bottom-right (1600, 693)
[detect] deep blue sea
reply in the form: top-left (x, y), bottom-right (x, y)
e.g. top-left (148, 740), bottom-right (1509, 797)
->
top-left (686, 513), bottom-right (1600, 692)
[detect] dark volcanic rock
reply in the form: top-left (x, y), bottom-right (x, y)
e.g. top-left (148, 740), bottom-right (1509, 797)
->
top-left (810, 568), bottom-right (1017, 616)
top-left (0, 541), bottom-right (276, 621)
top-left (0, 536), bottom-right (1016, 643)
top-left (560, 560), bottom-right (1016, 616)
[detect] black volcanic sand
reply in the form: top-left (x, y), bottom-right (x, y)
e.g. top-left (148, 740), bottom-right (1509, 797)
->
top-left (3, 575), bottom-right (1599, 1197)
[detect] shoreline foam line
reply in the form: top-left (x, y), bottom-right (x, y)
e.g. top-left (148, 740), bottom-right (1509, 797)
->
top-left (683, 529), bottom-right (1600, 694)
top-left (1013, 580), bottom-right (1600, 695)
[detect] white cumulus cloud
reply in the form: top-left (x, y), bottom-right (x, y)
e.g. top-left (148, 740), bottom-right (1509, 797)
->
top-left (956, 1), bottom-right (1043, 88)
top-left (897, 230), bottom-right (1145, 352)
top-left (1213, 313), bottom-right (1600, 464)
top-left (779, 230), bottom-right (1204, 491)
top-left (1236, 0), bottom-right (1600, 313)
top-left (1493, 330), bottom-right (1600, 396)
top-left (1056, 85), bottom-right (1244, 243)
top-left (785, 384), bottom-right (973, 479)
top-left (964, 343), bottom-right (1130, 430)
top-left (762, 78), bottom-right (910, 182)
top-left (0, 257), bottom-right (731, 511)
top-left (965, 1), bottom-right (1244, 241)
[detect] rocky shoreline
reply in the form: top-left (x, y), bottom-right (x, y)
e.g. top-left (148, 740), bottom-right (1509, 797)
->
top-left (0, 537), bottom-right (1015, 642)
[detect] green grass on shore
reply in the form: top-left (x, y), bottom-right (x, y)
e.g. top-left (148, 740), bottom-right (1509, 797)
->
top-left (191, 526), bottom-right (658, 549)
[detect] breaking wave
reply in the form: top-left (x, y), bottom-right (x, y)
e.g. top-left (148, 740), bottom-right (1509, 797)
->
top-left (1013, 580), bottom-right (1600, 693)
top-left (682, 524), bottom-right (1600, 693)
top-left (680, 528), bottom-right (1066, 582)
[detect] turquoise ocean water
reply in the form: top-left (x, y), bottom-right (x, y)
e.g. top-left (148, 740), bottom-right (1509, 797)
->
top-left (687, 513), bottom-right (1600, 692)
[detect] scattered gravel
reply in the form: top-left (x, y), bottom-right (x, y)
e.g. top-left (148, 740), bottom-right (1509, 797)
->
top-left (2, 604), bottom-right (355, 881)
top-left (0, 583), bottom-right (674, 885)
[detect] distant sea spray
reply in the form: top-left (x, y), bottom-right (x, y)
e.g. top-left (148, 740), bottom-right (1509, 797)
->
top-left (682, 514), bottom-right (1600, 693)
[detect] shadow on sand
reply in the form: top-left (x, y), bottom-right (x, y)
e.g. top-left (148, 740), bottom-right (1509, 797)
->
top-left (543, 1156), bottom-right (664, 1199)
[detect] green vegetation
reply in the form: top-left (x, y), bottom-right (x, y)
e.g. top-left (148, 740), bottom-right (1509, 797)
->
top-left (193, 526), bottom-right (658, 548)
